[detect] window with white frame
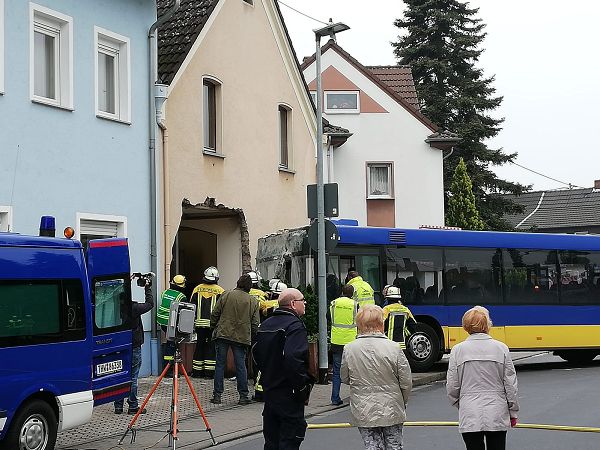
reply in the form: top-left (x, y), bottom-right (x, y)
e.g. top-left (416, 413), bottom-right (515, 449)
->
top-left (77, 213), bottom-right (127, 251)
top-left (279, 104), bottom-right (292, 170)
top-left (203, 77), bottom-right (222, 154)
top-left (310, 91), bottom-right (316, 105)
top-left (30, 3), bottom-right (73, 108)
top-left (95, 27), bottom-right (131, 123)
top-left (325, 91), bottom-right (359, 113)
top-left (367, 163), bottom-right (393, 199)
top-left (0, 206), bottom-right (12, 232)
top-left (0, 0), bottom-right (5, 94)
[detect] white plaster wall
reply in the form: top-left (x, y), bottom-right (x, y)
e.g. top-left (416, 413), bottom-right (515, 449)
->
top-left (304, 49), bottom-right (445, 228)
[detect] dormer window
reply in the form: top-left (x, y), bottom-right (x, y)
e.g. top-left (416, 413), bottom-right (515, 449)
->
top-left (324, 91), bottom-right (359, 114)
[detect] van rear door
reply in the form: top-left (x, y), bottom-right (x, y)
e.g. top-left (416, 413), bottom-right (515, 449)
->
top-left (86, 238), bottom-right (133, 406)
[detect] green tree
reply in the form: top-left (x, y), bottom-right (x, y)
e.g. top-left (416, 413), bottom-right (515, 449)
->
top-left (447, 158), bottom-right (485, 230)
top-left (392, 0), bottom-right (527, 229)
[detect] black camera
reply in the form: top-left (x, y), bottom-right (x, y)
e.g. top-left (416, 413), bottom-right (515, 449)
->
top-left (132, 272), bottom-right (155, 287)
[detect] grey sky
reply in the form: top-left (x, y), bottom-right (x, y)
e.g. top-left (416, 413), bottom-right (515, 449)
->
top-left (280, 0), bottom-right (600, 191)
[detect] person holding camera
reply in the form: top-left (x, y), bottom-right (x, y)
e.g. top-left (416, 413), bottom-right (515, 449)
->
top-left (114, 273), bottom-right (154, 415)
top-left (253, 287), bottom-right (314, 450)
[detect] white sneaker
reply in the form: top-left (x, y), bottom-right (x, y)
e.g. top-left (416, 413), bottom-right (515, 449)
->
top-left (228, 376), bottom-right (237, 381)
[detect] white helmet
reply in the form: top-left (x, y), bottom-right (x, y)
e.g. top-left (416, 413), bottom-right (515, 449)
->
top-left (247, 271), bottom-right (261, 284)
top-left (270, 280), bottom-right (288, 294)
top-left (269, 278), bottom-right (281, 290)
top-left (385, 286), bottom-right (402, 299)
top-left (204, 266), bottom-right (219, 282)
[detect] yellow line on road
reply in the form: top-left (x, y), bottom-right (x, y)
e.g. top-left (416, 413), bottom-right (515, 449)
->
top-left (307, 421), bottom-right (600, 433)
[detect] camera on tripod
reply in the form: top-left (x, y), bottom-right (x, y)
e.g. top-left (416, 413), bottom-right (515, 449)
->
top-left (132, 272), bottom-right (155, 287)
top-left (166, 300), bottom-right (197, 343)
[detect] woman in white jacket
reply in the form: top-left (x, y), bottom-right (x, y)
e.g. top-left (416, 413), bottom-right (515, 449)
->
top-left (446, 306), bottom-right (519, 450)
top-left (341, 304), bottom-right (412, 450)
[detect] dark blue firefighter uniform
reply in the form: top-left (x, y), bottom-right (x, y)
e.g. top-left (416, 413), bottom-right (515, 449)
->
top-left (252, 308), bottom-right (313, 450)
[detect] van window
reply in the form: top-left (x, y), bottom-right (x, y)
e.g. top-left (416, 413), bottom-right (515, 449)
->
top-left (93, 277), bottom-right (130, 332)
top-left (0, 279), bottom-right (85, 347)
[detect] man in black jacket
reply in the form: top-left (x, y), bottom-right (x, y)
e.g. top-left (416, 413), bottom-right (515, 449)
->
top-left (253, 288), bottom-right (313, 450)
top-left (114, 276), bottom-right (154, 415)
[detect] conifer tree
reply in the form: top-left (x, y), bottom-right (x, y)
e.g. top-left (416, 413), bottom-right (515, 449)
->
top-left (447, 158), bottom-right (485, 230)
top-left (393, 0), bottom-right (527, 230)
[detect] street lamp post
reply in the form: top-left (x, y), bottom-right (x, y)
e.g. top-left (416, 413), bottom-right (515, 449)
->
top-left (314, 21), bottom-right (349, 383)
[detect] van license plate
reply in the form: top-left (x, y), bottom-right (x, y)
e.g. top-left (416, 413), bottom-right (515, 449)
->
top-left (96, 360), bottom-right (123, 376)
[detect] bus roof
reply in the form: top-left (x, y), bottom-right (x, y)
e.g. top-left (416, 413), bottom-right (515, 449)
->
top-left (336, 226), bottom-right (600, 251)
top-left (0, 233), bottom-right (82, 249)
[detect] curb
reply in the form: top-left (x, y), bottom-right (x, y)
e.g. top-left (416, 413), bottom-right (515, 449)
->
top-left (199, 371), bottom-right (447, 449)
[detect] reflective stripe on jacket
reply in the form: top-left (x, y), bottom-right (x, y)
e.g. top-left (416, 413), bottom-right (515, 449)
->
top-left (330, 296), bottom-right (357, 346)
top-left (157, 289), bottom-right (186, 326)
top-left (190, 283), bottom-right (224, 328)
top-left (348, 276), bottom-right (375, 307)
top-left (383, 303), bottom-right (416, 349)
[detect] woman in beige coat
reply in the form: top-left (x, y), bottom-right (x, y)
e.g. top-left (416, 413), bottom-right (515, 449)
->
top-left (446, 306), bottom-right (519, 450)
top-left (341, 304), bottom-right (412, 450)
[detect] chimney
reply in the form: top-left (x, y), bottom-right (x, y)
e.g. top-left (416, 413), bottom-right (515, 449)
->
top-left (595, 180), bottom-right (600, 189)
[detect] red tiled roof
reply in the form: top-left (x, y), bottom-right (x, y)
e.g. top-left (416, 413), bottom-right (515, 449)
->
top-left (365, 66), bottom-right (419, 110)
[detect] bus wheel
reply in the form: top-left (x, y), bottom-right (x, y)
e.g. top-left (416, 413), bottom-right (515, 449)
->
top-left (555, 350), bottom-right (598, 364)
top-left (407, 323), bottom-right (440, 372)
top-left (1, 400), bottom-right (57, 450)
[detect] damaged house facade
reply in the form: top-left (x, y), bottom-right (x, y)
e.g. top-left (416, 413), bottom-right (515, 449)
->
top-left (157, 0), bottom-right (322, 289)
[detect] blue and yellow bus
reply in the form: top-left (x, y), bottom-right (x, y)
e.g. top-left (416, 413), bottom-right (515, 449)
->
top-left (0, 219), bottom-right (133, 450)
top-left (257, 223), bottom-right (600, 371)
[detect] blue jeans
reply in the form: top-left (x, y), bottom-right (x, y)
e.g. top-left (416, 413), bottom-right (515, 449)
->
top-left (213, 339), bottom-right (248, 398)
top-left (115, 346), bottom-right (142, 410)
top-left (331, 350), bottom-right (343, 404)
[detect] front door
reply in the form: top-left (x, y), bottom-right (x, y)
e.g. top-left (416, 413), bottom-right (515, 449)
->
top-left (87, 238), bottom-right (133, 406)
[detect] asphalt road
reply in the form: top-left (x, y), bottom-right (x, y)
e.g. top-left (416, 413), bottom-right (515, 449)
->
top-left (219, 353), bottom-right (600, 450)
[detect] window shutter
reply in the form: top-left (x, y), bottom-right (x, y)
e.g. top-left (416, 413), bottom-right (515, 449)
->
top-left (80, 219), bottom-right (118, 238)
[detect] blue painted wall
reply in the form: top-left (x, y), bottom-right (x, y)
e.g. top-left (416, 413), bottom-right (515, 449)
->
top-left (0, 0), bottom-right (157, 376)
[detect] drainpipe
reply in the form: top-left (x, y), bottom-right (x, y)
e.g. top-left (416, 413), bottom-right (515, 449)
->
top-left (157, 104), bottom-right (172, 295)
top-left (148, 0), bottom-right (180, 375)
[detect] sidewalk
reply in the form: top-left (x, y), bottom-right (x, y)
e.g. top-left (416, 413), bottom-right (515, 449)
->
top-left (57, 372), bottom-right (445, 450)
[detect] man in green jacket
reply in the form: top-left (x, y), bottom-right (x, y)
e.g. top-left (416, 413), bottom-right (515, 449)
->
top-left (210, 274), bottom-right (260, 405)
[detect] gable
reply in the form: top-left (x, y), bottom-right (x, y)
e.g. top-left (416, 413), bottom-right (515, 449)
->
top-left (307, 66), bottom-right (387, 113)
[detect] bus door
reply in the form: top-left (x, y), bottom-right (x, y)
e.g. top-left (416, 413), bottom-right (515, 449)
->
top-left (86, 238), bottom-right (133, 406)
top-left (329, 247), bottom-right (382, 303)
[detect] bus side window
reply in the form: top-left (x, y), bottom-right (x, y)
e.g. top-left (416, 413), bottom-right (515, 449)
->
top-left (444, 248), bottom-right (502, 305)
top-left (385, 247), bottom-right (443, 305)
top-left (558, 250), bottom-right (600, 304)
top-left (503, 249), bottom-right (559, 304)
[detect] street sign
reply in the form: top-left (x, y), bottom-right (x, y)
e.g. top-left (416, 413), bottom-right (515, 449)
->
top-left (307, 219), bottom-right (339, 252)
top-left (307, 183), bottom-right (339, 219)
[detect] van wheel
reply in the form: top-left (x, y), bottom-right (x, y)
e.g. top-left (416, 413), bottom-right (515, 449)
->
top-left (406, 323), bottom-right (440, 372)
top-left (555, 350), bottom-right (598, 364)
top-left (0, 400), bottom-right (57, 450)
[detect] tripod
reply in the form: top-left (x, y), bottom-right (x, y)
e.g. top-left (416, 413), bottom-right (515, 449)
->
top-left (118, 342), bottom-right (217, 449)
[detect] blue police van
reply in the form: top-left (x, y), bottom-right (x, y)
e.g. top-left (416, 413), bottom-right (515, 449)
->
top-left (0, 217), bottom-right (133, 450)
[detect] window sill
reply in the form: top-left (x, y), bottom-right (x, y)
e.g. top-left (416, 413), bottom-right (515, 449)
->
top-left (324, 109), bottom-right (359, 114)
top-left (278, 166), bottom-right (295, 174)
top-left (367, 196), bottom-right (394, 200)
top-left (96, 113), bottom-right (131, 125)
top-left (31, 97), bottom-right (74, 111)
top-left (203, 149), bottom-right (226, 158)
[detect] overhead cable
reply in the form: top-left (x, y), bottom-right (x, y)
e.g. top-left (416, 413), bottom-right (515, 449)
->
top-left (278, 0), bottom-right (330, 25)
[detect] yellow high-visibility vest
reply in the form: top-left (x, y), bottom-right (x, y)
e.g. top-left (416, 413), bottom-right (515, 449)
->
top-left (383, 303), bottom-right (415, 349)
top-left (330, 296), bottom-right (358, 346)
top-left (348, 276), bottom-right (375, 308)
top-left (191, 283), bottom-right (224, 328)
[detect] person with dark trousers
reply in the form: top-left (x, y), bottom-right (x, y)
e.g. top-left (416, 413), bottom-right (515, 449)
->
top-left (189, 266), bottom-right (224, 378)
top-left (114, 276), bottom-right (153, 415)
top-left (253, 288), bottom-right (314, 450)
top-left (157, 275), bottom-right (187, 370)
top-left (447, 306), bottom-right (519, 450)
top-left (210, 274), bottom-right (260, 405)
